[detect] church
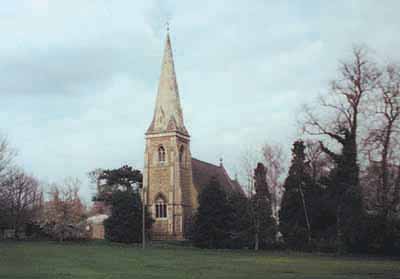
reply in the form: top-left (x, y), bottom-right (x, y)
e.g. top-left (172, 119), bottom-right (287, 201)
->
top-left (143, 33), bottom-right (243, 240)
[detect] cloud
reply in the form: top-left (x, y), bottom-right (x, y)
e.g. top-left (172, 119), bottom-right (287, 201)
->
top-left (1, 1), bottom-right (400, 201)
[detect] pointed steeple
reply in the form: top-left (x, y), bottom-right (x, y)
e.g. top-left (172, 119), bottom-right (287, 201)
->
top-left (146, 32), bottom-right (188, 136)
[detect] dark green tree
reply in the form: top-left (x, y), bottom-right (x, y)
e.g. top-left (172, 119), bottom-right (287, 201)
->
top-left (280, 140), bottom-right (322, 250)
top-left (104, 190), bottom-right (152, 243)
top-left (92, 165), bottom-right (143, 204)
top-left (191, 177), bottom-right (234, 248)
top-left (251, 163), bottom-right (277, 250)
top-left (227, 191), bottom-right (253, 248)
top-left (302, 48), bottom-right (378, 252)
top-left (320, 129), bottom-right (365, 252)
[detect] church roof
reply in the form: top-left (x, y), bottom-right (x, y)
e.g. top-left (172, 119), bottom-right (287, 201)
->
top-left (191, 158), bottom-right (244, 195)
top-left (146, 33), bottom-right (188, 136)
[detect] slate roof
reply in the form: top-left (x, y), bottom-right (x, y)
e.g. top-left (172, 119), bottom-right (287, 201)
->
top-left (191, 158), bottom-right (244, 195)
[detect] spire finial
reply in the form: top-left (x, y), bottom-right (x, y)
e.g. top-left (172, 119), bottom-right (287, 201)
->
top-left (219, 158), bottom-right (223, 167)
top-left (166, 20), bottom-right (170, 33)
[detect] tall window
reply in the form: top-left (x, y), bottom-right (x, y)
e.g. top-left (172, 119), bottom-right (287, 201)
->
top-left (155, 197), bottom-right (167, 219)
top-left (158, 145), bottom-right (166, 163)
top-left (179, 145), bottom-right (185, 163)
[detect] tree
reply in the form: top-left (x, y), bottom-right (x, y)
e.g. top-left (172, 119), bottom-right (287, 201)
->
top-left (191, 177), bottom-right (234, 248)
top-left (92, 165), bottom-right (143, 204)
top-left (238, 143), bottom-right (286, 220)
top-left (364, 64), bottom-right (400, 215)
top-left (104, 189), bottom-right (152, 243)
top-left (304, 140), bottom-right (333, 185)
top-left (361, 63), bottom-right (400, 254)
top-left (251, 163), bottom-right (277, 250)
top-left (226, 190), bottom-right (253, 248)
top-left (0, 135), bottom-right (16, 230)
top-left (6, 168), bottom-right (43, 238)
top-left (0, 135), bottom-right (15, 181)
top-left (303, 47), bottom-right (379, 252)
top-left (280, 141), bottom-right (319, 249)
top-left (261, 144), bottom-right (286, 220)
top-left (43, 178), bottom-right (87, 241)
top-left (238, 146), bottom-right (260, 196)
top-left (0, 167), bottom-right (43, 238)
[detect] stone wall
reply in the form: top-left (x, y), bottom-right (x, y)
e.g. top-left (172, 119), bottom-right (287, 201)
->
top-left (144, 132), bottom-right (195, 240)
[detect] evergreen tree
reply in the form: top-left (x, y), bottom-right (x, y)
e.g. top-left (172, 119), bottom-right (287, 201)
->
top-left (280, 140), bottom-right (319, 249)
top-left (191, 177), bottom-right (234, 248)
top-left (92, 165), bottom-right (143, 204)
top-left (227, 191), bottom-right (253, 248)
top-left (104, 190), bottom-right (152, 243)
top-left (321, 129), bottom-right (365, 252)
top-left (251, 163), bottom-right (277, 250)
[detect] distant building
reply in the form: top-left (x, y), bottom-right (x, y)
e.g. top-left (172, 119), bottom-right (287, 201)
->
top-left (143, 32), bottom-right (243, 240)
top-left (87, 214), bottom-right (109, 240)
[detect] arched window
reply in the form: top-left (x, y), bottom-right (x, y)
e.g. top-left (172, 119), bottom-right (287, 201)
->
top-left (158, 145), bottom-right (166, 163)
top-left (155, 197), bottom-right (167, 219)
top-left (179, 145), bottom-right (185, 163)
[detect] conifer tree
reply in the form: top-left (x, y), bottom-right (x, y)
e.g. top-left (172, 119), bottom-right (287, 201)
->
top-left (227, 190), bottom-right (253, 248)
top-left (321, 129), bottom-right (365, 252)
top-left (191, 177), bottom-right (233, 248)
top-left (280, 140), bottom-right (317, 249)
top-left (252, 163), bottom-right (277, 250)
top-left (104, 190), bottom-right (152, 243)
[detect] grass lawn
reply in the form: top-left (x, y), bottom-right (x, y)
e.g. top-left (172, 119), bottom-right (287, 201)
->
top-left (0, 241), bottom-right (399, 279)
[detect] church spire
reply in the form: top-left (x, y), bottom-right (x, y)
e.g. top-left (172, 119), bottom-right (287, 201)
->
top-left (146, 31), bottom-right (188, 136)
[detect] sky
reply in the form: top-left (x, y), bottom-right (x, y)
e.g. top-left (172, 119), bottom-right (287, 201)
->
top-left (1, 1), bottom-right (400, 202)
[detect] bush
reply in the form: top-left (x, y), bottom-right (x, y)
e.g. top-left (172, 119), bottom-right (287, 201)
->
top-left (42, 222), bottom-right (89, 241)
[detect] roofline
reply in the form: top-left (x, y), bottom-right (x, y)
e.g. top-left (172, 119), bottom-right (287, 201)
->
top-left (191, 157), bottom-right (221, 169)
top-left (145, 131), bottom-right (190, 140)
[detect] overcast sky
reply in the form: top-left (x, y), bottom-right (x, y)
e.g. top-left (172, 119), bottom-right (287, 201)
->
top-left (1, 1), bottom-right (399, 201)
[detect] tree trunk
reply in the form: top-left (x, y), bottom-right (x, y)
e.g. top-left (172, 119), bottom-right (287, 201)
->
top-left (381, 121), bottom-right (393, 216)
top-left (254, 230), bottom-right (259, 251)
top-left (298, 183), bottom-right (311, 243)
top-left (390, 165), bottom-right (400, 214)
top-left (336, 203), bottom-right (345, 254)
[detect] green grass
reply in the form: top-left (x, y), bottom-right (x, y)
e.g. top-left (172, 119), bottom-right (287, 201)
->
top-left (0, 241), bottom-right (399, 279)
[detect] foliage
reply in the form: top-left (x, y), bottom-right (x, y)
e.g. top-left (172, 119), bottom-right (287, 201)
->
top-left (360, 213), bottom-right (400, 255)
top-left (302, 47), bottom-right (378, 253)
top-left (190, 177), bottom-right (234, 248)
top-left (280, 141), bottom-right (320, 249)
top-left (92, 165), bottom-right (143, 204)
top-left (226, 191), bottom-right (253, 248)
top-left (104, 189), bottom-right (152, 243)
top-left (0, 167), bottom-right (43, 238)
top-left (251, 163), bottom-right (277, 249)
top-left (190, 172), bottom-right (276, 250)
top-left (321, 130), bottom-right (365, 252)
top-left (43, 179), bottom-right (87, 241)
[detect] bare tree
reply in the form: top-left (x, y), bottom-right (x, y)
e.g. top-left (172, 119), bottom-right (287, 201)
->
top-left (43, 178), bottom-right (86, 241)
top-left (238, 146), bottom-right (260, 196)
top-left (364, 64), bottom-right (400, 215)
top-left (304, 47), bottom-right (380, 143)
top-left (0, 135), bottom-right (16, 182)
top-left (261, 143), bottom-right (286, 220)
top-left (302, 47), bottom-right (380, 249)
top-left (1, 168), bottom-right (43, 238)
top-left (304, 139), bottom-right (333, 184)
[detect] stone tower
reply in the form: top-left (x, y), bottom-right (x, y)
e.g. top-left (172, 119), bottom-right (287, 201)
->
top-left (143, 32), bottom-right (194, 240)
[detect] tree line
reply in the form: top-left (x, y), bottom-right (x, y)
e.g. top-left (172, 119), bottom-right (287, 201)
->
top-left (0, 136), bottom-right (87, 240)
top-left (190, 47), bottom-right (400, 254)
